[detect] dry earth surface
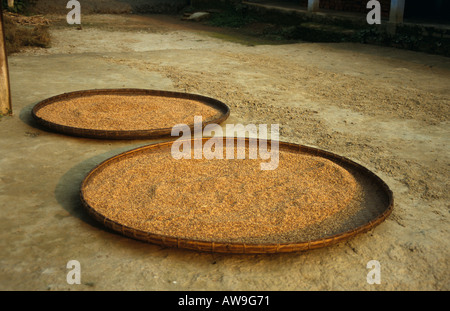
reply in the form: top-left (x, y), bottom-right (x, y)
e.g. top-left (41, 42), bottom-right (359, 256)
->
top-left (0, 11), bottom-right (449, 291)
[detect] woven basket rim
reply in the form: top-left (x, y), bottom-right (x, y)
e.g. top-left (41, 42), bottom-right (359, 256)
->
top-left (80, 137), bottom-right (394, 254)
top-left (31, 88), bottom-right (230, 140)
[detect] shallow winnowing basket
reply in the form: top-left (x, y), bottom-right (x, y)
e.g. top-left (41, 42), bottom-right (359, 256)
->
top-left (31, 88), bottom-right (230, 140)
top-left (80, 138), bottom-right (394, 254)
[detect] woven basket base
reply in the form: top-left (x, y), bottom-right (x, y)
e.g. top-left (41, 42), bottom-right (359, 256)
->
top-left (32, 89), bottom-right (230, 140)
top-left (80, 138), bottom-right (393, 253)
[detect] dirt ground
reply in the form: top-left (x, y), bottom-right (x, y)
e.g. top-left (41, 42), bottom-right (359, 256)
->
top-left (0, 12), bottom-right (449, 291)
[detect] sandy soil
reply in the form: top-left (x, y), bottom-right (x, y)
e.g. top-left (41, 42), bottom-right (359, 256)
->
top-left (0, 12), bottom-right (449, 291)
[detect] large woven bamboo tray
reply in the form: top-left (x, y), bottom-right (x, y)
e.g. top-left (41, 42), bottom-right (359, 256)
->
top-left (31, 89), bottom-right (230, 140)
top-left (80, 137), bottom-right (393, 254)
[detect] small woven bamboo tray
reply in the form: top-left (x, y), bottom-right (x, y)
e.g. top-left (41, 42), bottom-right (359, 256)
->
top-left (31, 88), bottom-right (230, 140)
top-left (80, 137), bottom-right (393, 254)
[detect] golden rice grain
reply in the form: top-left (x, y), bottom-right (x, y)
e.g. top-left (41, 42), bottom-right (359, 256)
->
top-left (82, 143), bottom-right (363, 244)
top-left (35, 94), bottom-right (219, 131)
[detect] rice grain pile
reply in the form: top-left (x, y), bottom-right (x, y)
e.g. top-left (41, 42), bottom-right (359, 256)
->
top-left (35, 94), bottom-right (219, 131)
top-left (82, 143), bottom-right (364, 244)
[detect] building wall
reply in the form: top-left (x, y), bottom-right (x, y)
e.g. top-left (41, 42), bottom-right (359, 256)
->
top-left (245, 1), bottom-right (390, 17)
top-left (404, 0), bottom-right (450, 22)
top-left (299, 0), bottom-right (308, 7)
top-left (319, 0), bottom-right (390, 17)
top-left (191, 0), bottom-right (241, 10)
